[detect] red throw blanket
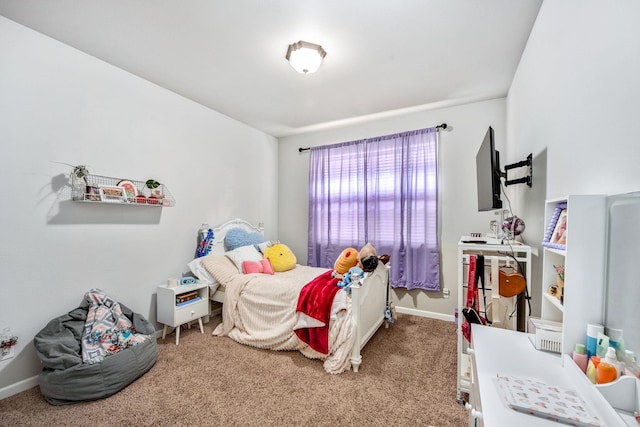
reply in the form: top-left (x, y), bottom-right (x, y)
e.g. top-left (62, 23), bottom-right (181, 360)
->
top-left (294, 270), bottom-right (340, 354)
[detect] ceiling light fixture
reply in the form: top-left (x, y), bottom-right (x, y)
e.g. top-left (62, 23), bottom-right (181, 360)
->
top-left (286, 40), bottom-right (327, 74)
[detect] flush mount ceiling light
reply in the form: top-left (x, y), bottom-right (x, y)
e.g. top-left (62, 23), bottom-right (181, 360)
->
top-left (286, 40), bottom-right (327, 74)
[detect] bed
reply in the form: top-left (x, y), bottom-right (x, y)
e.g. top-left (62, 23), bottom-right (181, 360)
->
top-left (187, 218), bottom-right (389, 373)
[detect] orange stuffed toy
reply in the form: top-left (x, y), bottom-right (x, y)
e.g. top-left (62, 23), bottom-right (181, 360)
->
top-left (332, 247), bottom-right (359, 280)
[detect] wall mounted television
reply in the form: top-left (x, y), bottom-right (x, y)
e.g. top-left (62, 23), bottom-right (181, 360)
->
top-left (476, 126), bottom-right (503, 211)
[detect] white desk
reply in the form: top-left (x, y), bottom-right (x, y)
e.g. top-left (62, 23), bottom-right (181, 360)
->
top-left (468, 324), bottom-right (625, 426)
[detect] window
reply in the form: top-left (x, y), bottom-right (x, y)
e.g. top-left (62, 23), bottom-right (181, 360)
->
top-left (308, 128), bottom-right (440, 290)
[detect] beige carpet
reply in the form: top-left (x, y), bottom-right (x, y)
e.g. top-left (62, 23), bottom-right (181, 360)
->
top-left (0, 314), bottom-right (467, 427)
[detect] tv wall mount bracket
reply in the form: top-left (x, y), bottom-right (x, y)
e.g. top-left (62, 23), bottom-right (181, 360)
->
top-left (501, 153), bottom-right (533, 187)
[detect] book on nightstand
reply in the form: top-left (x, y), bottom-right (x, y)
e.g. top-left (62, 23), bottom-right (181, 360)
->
top-left (176, 291), bottom-right (198, 304)
top-left (176, 297), bottom-right (201, 307)
top-left (495, 374), bottom-right (602, 427)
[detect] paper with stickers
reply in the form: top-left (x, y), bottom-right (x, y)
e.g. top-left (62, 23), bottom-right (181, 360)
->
top-left (495, 374), bottom-right (601, 427)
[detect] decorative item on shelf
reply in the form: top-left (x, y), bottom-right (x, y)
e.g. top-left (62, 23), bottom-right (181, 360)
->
top-left (85, 186), bottom-right (101, 201)
top-left (543, 202), bottom-right (568, 249)
top-left (145, 179), bottom-right (164, 205)
top-left (99, 185), bottom-right (127, 203)
top-left (548, 264), bottom-right (565, 303)
top-left (501, 216), bottom-right (526, 238)
top-left (71, 165), bottom-right (90, 201)
top-left (117, 180), bottom-right (137, 202)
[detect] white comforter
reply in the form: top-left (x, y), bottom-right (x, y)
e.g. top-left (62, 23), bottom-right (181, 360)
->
top-left (203, 255), bottom-right (356, 374)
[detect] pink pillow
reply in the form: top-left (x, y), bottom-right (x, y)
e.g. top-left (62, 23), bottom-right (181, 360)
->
top-left (242, 258), bottom-right (275, 275)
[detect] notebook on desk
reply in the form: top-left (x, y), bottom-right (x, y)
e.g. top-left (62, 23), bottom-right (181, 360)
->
top-left (495, 374), bottom-right (602, 427)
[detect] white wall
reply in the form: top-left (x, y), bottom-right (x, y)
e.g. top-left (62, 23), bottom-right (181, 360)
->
top-left (278, 99), bottom-right (506, 320)
top-left (506, 1), bottom-right (640, 317)
top-left (0, 17), bottom-right (278, 395)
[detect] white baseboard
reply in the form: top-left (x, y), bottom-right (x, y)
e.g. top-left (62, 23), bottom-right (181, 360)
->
top-left (396, 306), bottom-right (455, 323)
top-left (0, 375), bottom-right (38, 400)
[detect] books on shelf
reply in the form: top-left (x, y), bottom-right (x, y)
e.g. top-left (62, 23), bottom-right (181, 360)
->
top-left (495, 374), bottom-right (602, 427)
top-left (176, 291), bottom-right (199, 304)
top-left (176, 296), bottom-right (201, 307)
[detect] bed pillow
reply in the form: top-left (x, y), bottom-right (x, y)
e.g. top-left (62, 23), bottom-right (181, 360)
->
top-left (224, 228), bottom-right (266, 251)
top-left (242, 258), bottom-right (275, 275)
top-left (257, 240), bottom-right (274, 254)
top-left (187, 256), bottom-right (217, 283)
top-left (201, 255), bottom-right (242, 285)
top-left (225, 245), bottom-right (264, 272)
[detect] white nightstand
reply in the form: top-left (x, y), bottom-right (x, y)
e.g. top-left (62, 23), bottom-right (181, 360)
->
top-left (157, 282), bottom-right (209, 345)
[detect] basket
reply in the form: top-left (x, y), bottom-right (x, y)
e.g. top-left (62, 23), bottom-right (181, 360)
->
top-left (527, 317), bottom-right (562, 353)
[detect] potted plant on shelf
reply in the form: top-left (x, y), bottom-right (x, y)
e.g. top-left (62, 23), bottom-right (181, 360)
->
top-left (145, 179), bottom-right (165, 205)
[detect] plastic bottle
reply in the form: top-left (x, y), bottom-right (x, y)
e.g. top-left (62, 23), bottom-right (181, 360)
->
top-left (572, 343), bottom-right (588, 373)
top-left (622, 350), bottom-right (640, 379)
top-left (586, 324), bottom-right (604, 359)
top-left (607, 328), bottom-right (623, 351)
top-left (596, 347), bottom-right (621, 384)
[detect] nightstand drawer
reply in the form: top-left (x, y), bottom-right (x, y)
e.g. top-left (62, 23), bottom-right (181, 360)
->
top-left (174, 300), bottom-right (208, 325)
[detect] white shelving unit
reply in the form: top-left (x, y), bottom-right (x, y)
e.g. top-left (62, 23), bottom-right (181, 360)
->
top-left (539, 195), bottom-right (607, 361)
top-left (456, 239), bottom-right (532, 402)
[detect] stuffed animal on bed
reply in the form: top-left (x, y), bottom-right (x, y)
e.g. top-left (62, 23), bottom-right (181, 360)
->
top-left (263, 242), bottom-right (297, 272)
top-left (337, 265), bottom-right (364, 294)
top-left (357, 242), bottom-right (379, 273)
top-left (331, 247), bottom-right (359, 280)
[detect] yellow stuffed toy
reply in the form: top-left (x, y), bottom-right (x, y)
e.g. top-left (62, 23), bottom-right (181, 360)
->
top-left (263, 243), bottom-right (297, 272)
top-left (332, 247), bottom-right (359, 280)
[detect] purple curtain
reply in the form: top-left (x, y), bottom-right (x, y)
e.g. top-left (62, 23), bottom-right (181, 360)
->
top-left (307, 128), bottom-right (440, 291)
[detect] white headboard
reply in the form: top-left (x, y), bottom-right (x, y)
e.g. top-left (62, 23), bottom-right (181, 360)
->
top-left (208, 218), bottom-right (264, 256)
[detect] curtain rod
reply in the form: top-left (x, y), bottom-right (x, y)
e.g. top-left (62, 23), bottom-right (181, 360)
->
top-left (297, 123), bottom-right (448, 152)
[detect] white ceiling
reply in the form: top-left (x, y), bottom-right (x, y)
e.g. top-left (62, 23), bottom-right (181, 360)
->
top-left (0, 0), bottom-right (542, 138)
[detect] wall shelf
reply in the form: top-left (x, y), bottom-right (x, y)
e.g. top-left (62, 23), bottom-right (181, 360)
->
top-left (72, 173), bottom-right (175, 207)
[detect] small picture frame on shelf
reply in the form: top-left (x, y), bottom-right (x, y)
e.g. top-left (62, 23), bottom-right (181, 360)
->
top-left (99, 185), bottom-right (127, 203)
top-left (85, 186), bottom-right (101, 202)
top-left (543, 202), bottom-right (567, 249)
top-left (117, 179), bottom-right (138, 202)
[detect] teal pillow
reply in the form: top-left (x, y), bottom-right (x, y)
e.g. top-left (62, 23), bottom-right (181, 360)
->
top-left (224, 228), bottom-right (266, 251)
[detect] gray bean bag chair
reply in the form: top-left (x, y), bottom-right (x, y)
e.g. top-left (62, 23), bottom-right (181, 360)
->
top-left (33, 296), bottom-right (157, 405)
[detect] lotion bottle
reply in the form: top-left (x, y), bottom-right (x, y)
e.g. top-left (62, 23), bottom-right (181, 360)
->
top-left (599, 346), bottom-right (622, 382)
top-left (572, 343), bottom-right (588, 373)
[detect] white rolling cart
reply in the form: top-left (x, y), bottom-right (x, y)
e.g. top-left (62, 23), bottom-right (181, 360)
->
top-left (456, 238), bottom-right (533, 403)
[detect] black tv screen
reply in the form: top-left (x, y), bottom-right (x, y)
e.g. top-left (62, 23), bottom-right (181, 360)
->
top-left (476, 126), bottom-right (503, 211)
